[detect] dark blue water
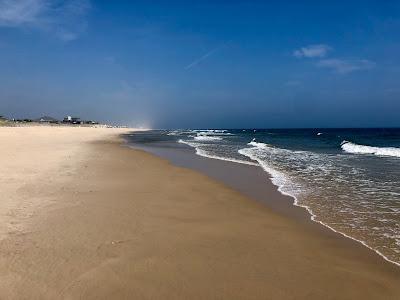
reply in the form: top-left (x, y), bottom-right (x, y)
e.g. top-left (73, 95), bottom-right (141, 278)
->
top-left (127, 128), bottom-right (400, 266)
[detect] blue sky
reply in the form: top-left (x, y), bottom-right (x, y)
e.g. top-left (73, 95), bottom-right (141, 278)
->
top-left (0, 0), bottom-right (399, 128)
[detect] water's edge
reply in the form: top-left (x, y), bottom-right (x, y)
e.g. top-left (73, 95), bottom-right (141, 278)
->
top-left (122, 135), bottom-right (399, 268)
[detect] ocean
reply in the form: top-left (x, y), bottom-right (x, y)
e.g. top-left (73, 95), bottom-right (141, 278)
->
top-left (126, 128), bottom-right (400, 266)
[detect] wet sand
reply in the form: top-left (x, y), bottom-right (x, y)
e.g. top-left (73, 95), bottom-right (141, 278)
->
top-left (0, 127), bottom-right (399, 299)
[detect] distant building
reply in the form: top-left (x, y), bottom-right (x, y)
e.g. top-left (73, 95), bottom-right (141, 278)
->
top-left (63, 116), bottom-right (82, 124)
top-left (63, 116), bottom-right (72, 122)
top-left (34, 116), bottom-right (59, 123)
top-left (83, 120), bottom-right (99, 125)
top-left (13, 118), bottom-right (32, 123)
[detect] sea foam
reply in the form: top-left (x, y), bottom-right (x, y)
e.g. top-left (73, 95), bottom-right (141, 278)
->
top-left (193, 135), bottom-right (223, 141)
top-left (341, 141), bottom-right (400, 158)
top-left (175, 132), bottom-right (400, 267)
top-left (178, 139), bottom-right (258, 166)
top-left (248, 140), bottom-right (271, 149)
top-left (238, 139), bottom-right (400, 267)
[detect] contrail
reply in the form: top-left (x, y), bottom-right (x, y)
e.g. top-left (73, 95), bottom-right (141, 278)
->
top-left (184, 41), bottom-right (231, 70)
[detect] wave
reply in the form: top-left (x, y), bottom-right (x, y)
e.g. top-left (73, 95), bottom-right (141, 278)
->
top-left (193, 135), bottom-right (223, 141)
top-left (238, 141), bottom-right (400, 267)
top-left (248, 140), bottom-right (271, 149)
top-left (191, 129), bottom-right (233, 136)
top-left (238, 147), bottom-right (291, 191)
top-left (195, 148), bottom-right (259, 166)
top-left (167, 131), bottom-right (180, 136)
top-left (178, 139), bottom-right (258, 166)
top-left (198, 132), bottom-right (233, 136)
top-left (341, 141), bottom-right (400, 158)
top-left (239, 141), bottom-right (297, 198)
top-left (168, 130), bottom-right (200, 136)
top-left (193, 129), bottom-right (227, 133)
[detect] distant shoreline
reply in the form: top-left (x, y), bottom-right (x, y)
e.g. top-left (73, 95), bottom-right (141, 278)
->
top-left (0, 121), bottom-right (127, 129)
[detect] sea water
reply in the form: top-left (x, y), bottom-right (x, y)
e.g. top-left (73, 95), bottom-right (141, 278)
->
top-left (127, 128), bottom-right (400, 266)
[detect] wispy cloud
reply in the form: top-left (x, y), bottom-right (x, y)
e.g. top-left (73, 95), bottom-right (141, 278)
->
top-left (0, 0), bottom-right (44, 26)
top-left (0, 0), bottom-right (91, 41)
top-left (185, 41), bottom-right (231, 70)
top-left (293, 43), bottom-right (375, 74)
top-left (293, 44), bottom-right (332, 58)
top-left (316, 59), bottom-right (376, 74)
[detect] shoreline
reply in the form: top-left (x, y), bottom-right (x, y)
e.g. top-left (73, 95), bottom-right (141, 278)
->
top-left (125, 136), bottom-right (400, 268)
top-left (0, 126), bottom-right (399, 298)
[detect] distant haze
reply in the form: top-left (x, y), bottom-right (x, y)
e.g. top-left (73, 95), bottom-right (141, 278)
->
top-left (0, 1), bottom-right (399, 128)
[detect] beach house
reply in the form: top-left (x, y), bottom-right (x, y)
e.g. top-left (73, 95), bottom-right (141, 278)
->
top-left (35, 116), bottom-right (59, 124)
top-left (63, 116), bottom-right (82, 124)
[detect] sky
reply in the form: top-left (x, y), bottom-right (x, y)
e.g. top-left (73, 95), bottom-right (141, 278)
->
top-left (0, 0), bottom-right (399, 128)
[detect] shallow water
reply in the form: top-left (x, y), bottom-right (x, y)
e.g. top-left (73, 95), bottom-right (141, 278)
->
top-left (126, 128), bottom-right (400, 266)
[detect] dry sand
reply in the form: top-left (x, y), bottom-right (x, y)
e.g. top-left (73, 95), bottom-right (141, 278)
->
top-left (0, 126), bottom-right (130, 240)
top-left (0, 126), bottom-right (399, 299)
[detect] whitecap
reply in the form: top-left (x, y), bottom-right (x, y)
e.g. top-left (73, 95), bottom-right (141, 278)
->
top-left (237, 140), bottom-right (400, 267)
top-left (193, 135), bottom-right (223, 142)
top-left (341, 141), bottom-right (400, 158)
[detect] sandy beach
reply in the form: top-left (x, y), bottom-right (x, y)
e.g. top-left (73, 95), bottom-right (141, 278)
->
top-left (0, 126), bottom-right (399, 299)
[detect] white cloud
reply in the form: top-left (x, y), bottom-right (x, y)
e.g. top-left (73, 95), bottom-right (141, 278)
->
top-left (0, 0), bottom-right (91, 41)
top-left (0, 0), bottom-right (45, 26)
top-left (293, 44), bottom-right (332, 58)
top-left (316, 59), bottom-right (376, 74)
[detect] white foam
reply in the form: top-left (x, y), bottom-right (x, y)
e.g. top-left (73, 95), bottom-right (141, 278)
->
top-left (167, 131), bottom-right (179, 136)
top-left (238, 147), bottom-right (290, 189)
top-left (248, 140), bottom-right (271, 149)
top-left (168, 130), bottom-right (199, 136)
top-left (195, 148), bottom-right (259, 166)
top-left (193, 129), bottom-right (227, 132)
top-left (212, 129), bottom-right (227, 133)
top-left (178, 139), bottom-right (258, 166)
top-left (341, 141), bottom-right (400, 158)
top-left (238, 142), bottom-right (400, 268)
top-left (193, 135), bottom-right (223, 141)
top-left (193, 129), bottom-right (229, 134)
top-left (196, 131), bottom-right (233, 136)
top-left (176, 135), bottom-right (400, 267)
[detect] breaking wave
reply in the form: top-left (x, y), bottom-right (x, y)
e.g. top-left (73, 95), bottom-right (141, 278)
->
top-left (238, 139), bottom-right (400, 267)
top-left (194, 135), bottom-right (223, 141)
top-left (341, 141), bottom-right (400, 158)
top-left (178, 139), bottom-right (258, 166)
